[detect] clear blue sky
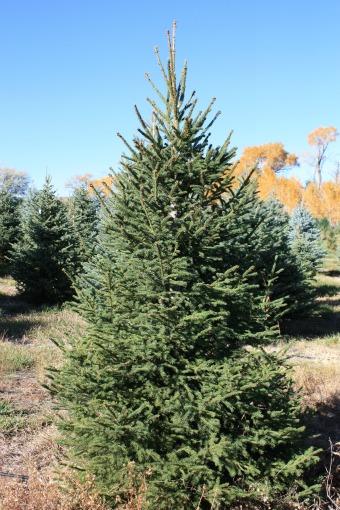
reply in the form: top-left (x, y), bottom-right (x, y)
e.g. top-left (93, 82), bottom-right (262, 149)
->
top-left (1, 0), bottom-right (339, 195)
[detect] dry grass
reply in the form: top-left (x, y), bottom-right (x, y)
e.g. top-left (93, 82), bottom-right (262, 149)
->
top-left (0, 276), bottom-right (16, 296)
top-left (283, 253), bottom-right (340, 509)
top-left (0, 277), bottom-right (92, 509)
top-left (286, 257), bottom-right (340, 411)
top-left (0, 341), bottom-right (34, 374)
top-left (0, 276), bottom-right (86, 381)
top-left (293, 358), bottom-right (340, 409)
top-left (0, 469), bottom-right (109, 510)
top-left (313, 273), bottom-right (340, 316)
top-left (321, 251), bottom-right (340, 275)
top-left (0, 397), bottom-right (41, 436)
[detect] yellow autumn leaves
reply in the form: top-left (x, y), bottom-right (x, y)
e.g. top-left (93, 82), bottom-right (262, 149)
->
top-left (233, 127), bottom-right (339, 223)
top-left (80, 126), bottom-right (339, 225)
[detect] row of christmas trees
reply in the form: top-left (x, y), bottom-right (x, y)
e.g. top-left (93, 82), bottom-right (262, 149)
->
top-left (0, 179), bottom-right (98, 302)
top-left (0, 170), bottom-right (324, 316)
top-left (0, 24), bottom-right (331, 508)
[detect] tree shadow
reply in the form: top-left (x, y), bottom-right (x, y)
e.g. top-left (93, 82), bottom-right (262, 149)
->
top-left (316, 282), bottom-right (340, 298)
top-left (0, 291), bottom-right (46, 343)
top-left (282, 273), bottom-right (340, 338)
top-left (305, 395), bottom-right (340, 498)
top-left (306, 395), bottom-right (340, 448)
top-left (281, 316), bottom-right (339, 337)
top-left (0, 315), bottom-right (41, 343)
top-left (321, 269), bottom-right (340, 278)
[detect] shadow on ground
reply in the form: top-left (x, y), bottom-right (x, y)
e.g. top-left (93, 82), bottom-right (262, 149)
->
top-left (281, 316), bottom-right (339, 337)
top-left (0, 290), bottom-right (46, 342)
top-left (321, 269), bottom-right (340, 278)
top-left (0, 315), bottom-right (41, 342)
top-left (316, 282), bottom-right (340, 298)
top-left (282, 273), bottom-right (340, 338)
top-left (305, 395), bottom-right (340, 500)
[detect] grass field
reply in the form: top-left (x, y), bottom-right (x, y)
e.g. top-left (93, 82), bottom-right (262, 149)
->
top-left (0, 251), bottom-right (339, 509)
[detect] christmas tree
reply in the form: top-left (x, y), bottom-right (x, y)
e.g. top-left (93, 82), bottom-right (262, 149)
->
top-left (253, 198), bottom-right (319, 318)
top-left (0, 186), bottom-right (21, 272)
top-left (289, 204), bottom-right (325, 279)
top-left (49, 24), bottom-right (318, 508)
top-left (10, 176), bottom-right (78, 304)
top-left (67, 184), bottom-right (99, 265)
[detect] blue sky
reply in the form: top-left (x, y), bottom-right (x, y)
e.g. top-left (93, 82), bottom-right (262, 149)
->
top-left (1, 0), bottom-right (339, 195)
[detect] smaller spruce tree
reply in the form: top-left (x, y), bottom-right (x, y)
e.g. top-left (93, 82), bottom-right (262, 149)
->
top-left (221, 195), bottom-right (318, 319)
top-left (316, 217), bottom-right (338, 251)
top-left (254, 199), bottom-right (317, 318)
top-left (289, 204), bottom-right (325, 280)
top-left (67, 185), bottom-right (99, 266)
top-left (0, 187), bottom-right (21, 272)
top-left (10, 177), bottom-right (78, 304)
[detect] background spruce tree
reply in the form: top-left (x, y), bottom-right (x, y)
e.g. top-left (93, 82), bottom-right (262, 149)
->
top-left (316, 217), bottom-right (339, 251)
top-left (289, 204), bottom-right (325, 280)
top-left (10, 176), bottom-right (78, 304)
top-left (67, 184), bottom-right (99, 266)
top-left (49, 24), bottom-right (318, 509)
top-left (215, 192), bottom-right (317, 320)
top-left (0, 169), bottom-right (30, 274)
top-left (0, 186), bottom-right (21, 273)
top-left (254, 198), bottom-right (317, 318)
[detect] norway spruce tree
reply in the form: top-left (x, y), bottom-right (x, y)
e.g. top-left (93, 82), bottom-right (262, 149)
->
top-left (10, 177), bottom-right (78, 304)
top-left (316, 217), bottom-right (338, 251)
top-left (0, 186), bottom-right (21, 271)
top-left (67, 184), bottom-right (99, 265)
top-left (289, 204), bottom-right (324, 280)
top-left (49, 25), bottom-right (318, 508)
top-left (253, 199), bottom-right (319, 318)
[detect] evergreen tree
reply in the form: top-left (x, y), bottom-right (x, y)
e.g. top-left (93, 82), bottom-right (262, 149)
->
top-left (216, 194), bottom-right (316, 319)
top-left (289, 204), bottom-right (325, 280)
top-left (49, 25), bottom-right (318, 508)
top-left (254, 199), bottom-right (317, 318)
top-left (67, 185), bottom-right (99, 265)
top-left (315, 217), bottom-right (338, 251)
top-left (10, 177), bottom-right (78, 304)
top-left (0, 187), bottom-right (21, 271)
top-left (325, 227), bottom-right (338, 251)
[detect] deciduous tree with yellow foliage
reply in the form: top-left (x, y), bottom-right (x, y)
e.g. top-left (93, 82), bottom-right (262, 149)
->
top-left (305, 126), bottom-right (338, 187)
top-left (303, 179), bottom-right (340, 225)
top-left (235, 142), bottom-right (298, 177)
top-left (65, 173), bottom-right (116, 196)
top-left (234, 142), bottom-right (301, 212)
top-left (89, 174), bottom-right (116, 196)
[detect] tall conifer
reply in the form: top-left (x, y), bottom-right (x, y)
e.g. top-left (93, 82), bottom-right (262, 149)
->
top-left (50, 24), bottom-right (318, 508)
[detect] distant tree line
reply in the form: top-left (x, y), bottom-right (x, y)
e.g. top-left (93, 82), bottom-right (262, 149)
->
top-left (0, 171), bottom-right (99, 302)
top-left (0, 166), bottom-right (325, 311)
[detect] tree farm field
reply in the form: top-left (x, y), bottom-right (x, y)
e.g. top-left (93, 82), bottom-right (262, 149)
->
top-left (0, 252), bottom-right (339, 509)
